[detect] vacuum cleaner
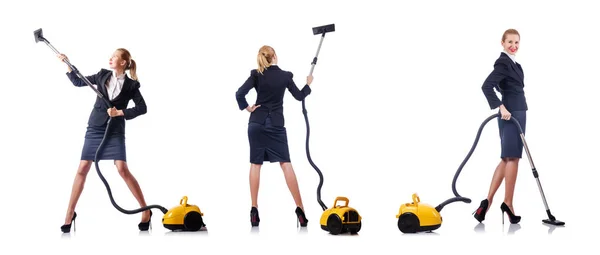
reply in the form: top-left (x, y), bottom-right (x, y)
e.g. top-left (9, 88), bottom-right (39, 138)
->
top-left (301, 24), bottom-right (362, 235)
top-left (34, 28), bottom-right (206, 232)
top-left (396, 113), bottom-right (564, 234)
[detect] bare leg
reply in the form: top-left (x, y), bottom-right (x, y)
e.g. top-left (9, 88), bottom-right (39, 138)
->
top-left (280, 162), bottom-right (304, 210)
top-left (486, 159), bottom-right (507, 210)
top-left (64, 160), bottom-right (93, 225)
top-left (249, 163), bottom-right (262, 208)
top-left (503, 158), bottom-right (520, 213)
top-left (115, 160), bottom-right (150, 222)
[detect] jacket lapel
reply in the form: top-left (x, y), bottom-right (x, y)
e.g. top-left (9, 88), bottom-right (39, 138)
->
top-left (509, 61), bottom-right (524, 82)
top-left (501, 53), bottom-right (524, 84)
top-left (97, 71), bottom-right (111, 99)
top-left (111, 75), bottom-right (131, 102)
top-left (98, 70), bottom-right (130, 102)
top-left (515, 63), bottom-right (524, 82)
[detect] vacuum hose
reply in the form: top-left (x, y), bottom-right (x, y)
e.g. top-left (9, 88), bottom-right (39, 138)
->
top-left (302, 99), bottom-right (328, 211)
top-left (435, 113), bottom-right (514, 212)
top-left (95, 112), bottom-right (168, 214)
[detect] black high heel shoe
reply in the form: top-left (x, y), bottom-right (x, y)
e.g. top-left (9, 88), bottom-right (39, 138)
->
top-left (295, 207), bottom-right (308, 227)
top-left (500, 202), bottom-right (521, 224)
top-left (472, 199), bottom-right (489, 223)
top-left (61, 212), bottom-right (77, 233)
top-left (138, 210), bottom-right (153, 231)
top-left (250, 207), bottom-right (260, 227)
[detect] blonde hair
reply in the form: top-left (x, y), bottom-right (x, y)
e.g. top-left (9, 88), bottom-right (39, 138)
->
top-left (116, 48), bottom-right (138, 80)
top-left (502, 29), bottom-right (520, 42)
top-left (257, 45), bottom-right (275, 74)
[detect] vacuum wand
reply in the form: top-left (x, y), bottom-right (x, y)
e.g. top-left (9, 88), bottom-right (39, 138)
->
top-left (303, 23), bottom-right (335, 211)
top-left (309, 34), bottom-right (325, 76)
top-left (308, 24), bottom-right (335, 76)
top-left (34, 29), bottom-right (110, 108)
top-left (34, 28), bottom-right (169, 215)
top-left (507, 114), bottom-right (564, 226)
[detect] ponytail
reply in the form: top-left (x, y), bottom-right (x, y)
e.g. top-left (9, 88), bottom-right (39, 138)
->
top-left (256, 45), bottom-right (275, 74)
top-left (128, 59), bottom-right (138, 80)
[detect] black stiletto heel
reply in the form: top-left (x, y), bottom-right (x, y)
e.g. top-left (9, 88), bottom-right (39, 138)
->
top-left (138, 211), bottom-right (153, 231)
top-left (61, 212), bottom-right (77, 233)
top-left (295, 207), bottom-right (308, 227)
top-left (472, 199), bottom-right (489, 223)
top-left (500, 202), bottom-right (521, 224)
top-left (250, 207), bottom-right (260, 227)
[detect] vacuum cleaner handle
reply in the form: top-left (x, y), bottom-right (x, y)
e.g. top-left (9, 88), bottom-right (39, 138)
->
top-left (499, 113), bottom-right (535, 169)
top-left (180, 196), bottom-right (188, 206)
top-left (494, 112), bottom-right (524, 134)
top-left (412, 193), bottom-right (421, 204)
top-left (334, 196), bottom-right (349, 207)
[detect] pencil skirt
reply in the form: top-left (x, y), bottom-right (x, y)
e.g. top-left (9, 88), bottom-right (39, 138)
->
top-left (498, 110), bottom-right (527, 159)
top-left (80, 126), bottom-right (127, 162)
top-left (247, 116), bottom-right (291, 164)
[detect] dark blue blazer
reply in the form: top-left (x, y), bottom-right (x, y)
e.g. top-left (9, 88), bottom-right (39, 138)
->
top-left (235, 65), bottom-right (311, 127)
top-left (481, 52), bottom-right (528, 112)
top-left (66, 69), bottom-right (147, 134)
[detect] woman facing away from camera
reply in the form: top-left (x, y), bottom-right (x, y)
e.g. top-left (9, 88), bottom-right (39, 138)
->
top-left (235, 45), bottom-right (313, 227)
top-left (58, 48), bottom-right (152, 233)
top-left (475, 29), bottom-right (527, 225)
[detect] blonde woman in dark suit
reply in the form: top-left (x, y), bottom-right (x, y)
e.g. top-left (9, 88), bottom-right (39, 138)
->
top-left (58, 48), bottom-right (152, 232)
top-left (236, 45), bottom-right (313, 227)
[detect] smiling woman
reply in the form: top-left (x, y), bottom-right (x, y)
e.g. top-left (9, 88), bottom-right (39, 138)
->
top-left (57, 48), bottom-right (152, 233)
top-left (475, 28), bottom-right (527, 225)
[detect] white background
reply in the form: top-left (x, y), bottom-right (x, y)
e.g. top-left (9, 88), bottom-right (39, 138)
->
top-left (0, 0), bottom-right (598, 254)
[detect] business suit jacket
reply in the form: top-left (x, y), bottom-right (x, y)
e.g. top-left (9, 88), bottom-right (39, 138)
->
top-left (236, 65), bottom-right (311, 127)
top-left (481, 52), bottom-right (528, 112)
top-left (66, 68), bottom-right (147, 134)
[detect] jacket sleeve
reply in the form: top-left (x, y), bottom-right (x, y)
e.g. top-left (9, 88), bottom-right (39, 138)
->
top-left (235, 70), bottom-right (257, 110)
top-left (481, 60), bottom-right (508, 110)
top-left (286, 71), bottom-right (311, 101)
top-left (122, 82), bottom-right (147, 120)
top-left (66, 69), bottom-right (103, 87)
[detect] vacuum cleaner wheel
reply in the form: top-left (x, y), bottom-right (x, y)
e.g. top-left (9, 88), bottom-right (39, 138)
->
top-left (398, 212), bottom-right (420, 234)
top-left (183, 211), bottom-right (204, 231)
top-left (327, 214), bottom-right (343, 235)
top-left (350, 221), bottom-right (361, 234)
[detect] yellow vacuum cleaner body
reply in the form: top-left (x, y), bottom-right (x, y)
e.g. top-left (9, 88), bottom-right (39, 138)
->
top-left (162, 196), bottom-right (205, 231)
top-left (396, 193), bottom-right (442, 233)
top-left (320, 197), bottom-right (362, 235)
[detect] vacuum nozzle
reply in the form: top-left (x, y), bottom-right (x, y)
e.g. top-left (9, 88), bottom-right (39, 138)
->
top-left (34, 28), bottom-right (45, 43)
top-left (543, 219), bottom-right (565, 226)
top-left (542, 209), bottom-right (565, 226)
top-left (312, 24), bottom-right (335, 35)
